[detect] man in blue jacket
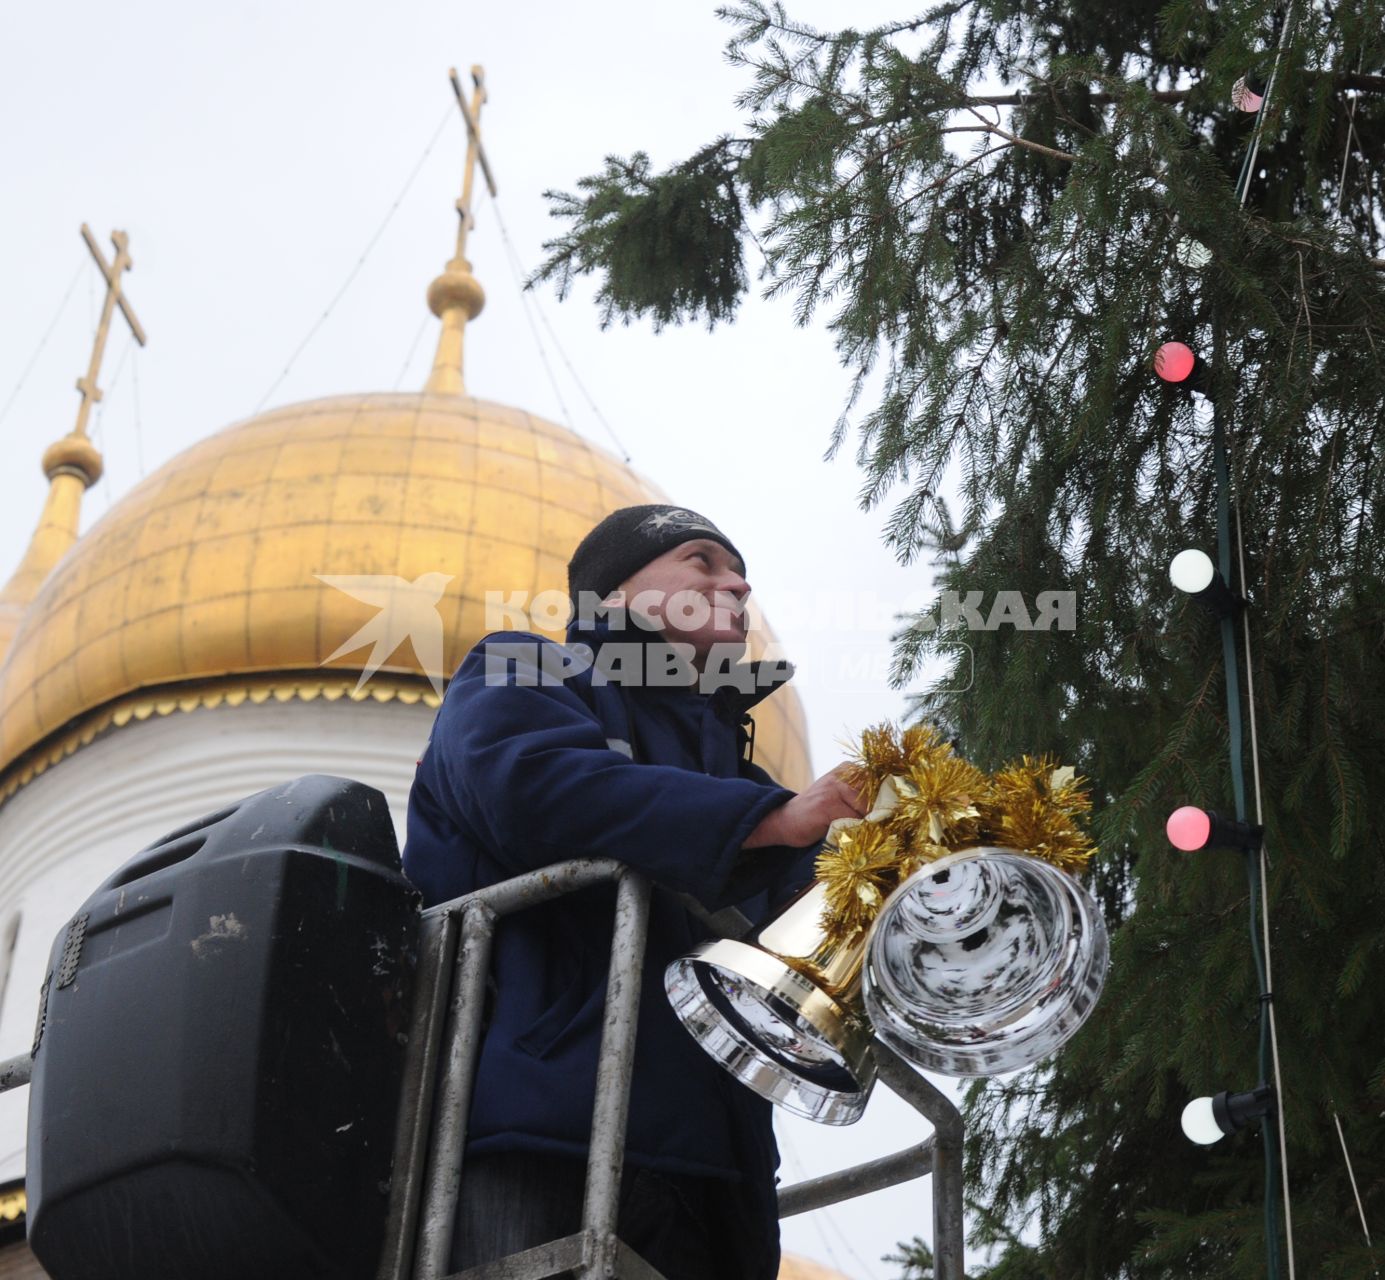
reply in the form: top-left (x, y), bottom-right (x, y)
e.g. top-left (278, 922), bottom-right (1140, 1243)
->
top-left (403, 504), bottom-right (864, 1280)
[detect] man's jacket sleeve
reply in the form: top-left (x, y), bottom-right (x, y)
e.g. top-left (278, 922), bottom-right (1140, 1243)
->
top-left (734, 757), bottom-right (822, 913)
top-left (431, 637), bottom-right (799, 912)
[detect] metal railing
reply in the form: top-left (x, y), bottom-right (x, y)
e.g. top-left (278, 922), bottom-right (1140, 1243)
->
top-left (0, 1054), bottom-right (31, 1093)
top-left (374, 859), bottom-right (965, 1280)
top-left (0, 858), bottom-right (965, 1280)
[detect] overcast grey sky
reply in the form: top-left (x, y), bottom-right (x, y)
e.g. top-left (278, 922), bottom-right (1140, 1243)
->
top-left (1, 4), bottom-right (981, 1275)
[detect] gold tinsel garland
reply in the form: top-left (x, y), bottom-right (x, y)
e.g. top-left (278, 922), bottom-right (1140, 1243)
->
top-left (815, 724), bottom-right (1096, 944)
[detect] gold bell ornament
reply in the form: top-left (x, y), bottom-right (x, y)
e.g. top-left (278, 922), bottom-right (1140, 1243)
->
top-left (665, 726), bottom-right (1109, 1124)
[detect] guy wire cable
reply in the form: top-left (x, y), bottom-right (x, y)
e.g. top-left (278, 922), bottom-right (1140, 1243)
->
top-left (1333, 53), bottom-right (1364, 220)
top-left (0, 257), bottom-right (85, 430)
top-left (1333, 88), bottom-right (1361, 217)
top-left (90, 329), bottom-right (140, 512)
top-left (477, 184), bottom-right (578, 436)
top-left (391, 314), bottom-right (432, 391)
top-left (1235, 1), bottom-right (1300, 208)
top-left (253, 98), bottom-right (456, 415)
top-left (131, 343), bottom-right (146, 480)
top-left (1332, 1111), bottom-right (1379, 1266)
top-left (488, 191), bottom-right (634, 463)
top-left (776, 1128), bottom-right (868, 1279)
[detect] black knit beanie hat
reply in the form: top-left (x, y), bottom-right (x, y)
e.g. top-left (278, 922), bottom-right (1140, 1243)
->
top-left (567, 505), bottom-right (744, 608)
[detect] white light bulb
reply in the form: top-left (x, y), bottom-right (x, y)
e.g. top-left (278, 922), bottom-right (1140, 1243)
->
top-left (1169, 549), bottom-right (1216, 594)
top-left (1181, 1096), bottom-right (1224, 1145)
top-left (1175, 237), bottom-right (1212, 269)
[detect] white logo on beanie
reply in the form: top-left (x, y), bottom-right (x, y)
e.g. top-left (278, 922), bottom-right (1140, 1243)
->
top-left (637, 508), bottom-right (722, 537)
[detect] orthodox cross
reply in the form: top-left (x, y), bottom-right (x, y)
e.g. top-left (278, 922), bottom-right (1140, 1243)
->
top-left (449, 64), bottom-right (497, 259)
top-left (73, 224), bottom-right (146, 440)
top-left (424, 66), bottom-right (499, 394)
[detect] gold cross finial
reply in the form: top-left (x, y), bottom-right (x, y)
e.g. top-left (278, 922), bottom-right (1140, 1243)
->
top-left (424, 65), bottom-right (498, 395)
top-left (451, 64), bottom-right (497, 260)
top-left (0, 225), bottom-right (148, 641)
top-left (73, 224), bottom-right (147, 442)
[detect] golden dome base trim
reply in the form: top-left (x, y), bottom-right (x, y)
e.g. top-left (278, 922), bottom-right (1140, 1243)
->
top-left (0, 672), bottom-right (442, 809)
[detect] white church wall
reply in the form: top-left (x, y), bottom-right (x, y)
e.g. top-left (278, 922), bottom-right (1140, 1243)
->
top-left (0, 694), bottom-right (437, 1185)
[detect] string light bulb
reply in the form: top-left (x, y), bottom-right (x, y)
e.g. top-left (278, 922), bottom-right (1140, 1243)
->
top-left (1154, 341), bottom-right (1196, 382)
top-left (1175, 237), bottom-right (1212, 269)
top-left (1166, 806), bottom-right (1211, 852)
top-left (1153, 341), bottom-right (1213, 396)
top-left (1169, 549), bottom-right (1215, 594)
top-left (1165, 806), bottom-right (1264, 853)
top-left (1181, 1095), bottom-right (1224, 1145)
top-left (1232, 72), bottom-right (1267, 113)
top-left (1182, 1085), bottom-right (1277, 1144)
top-left (1169, 547), bottom-right (1244, 617)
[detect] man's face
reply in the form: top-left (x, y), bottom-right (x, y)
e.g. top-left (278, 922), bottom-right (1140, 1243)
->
top-left (612, 538), bottom-right (750, 663)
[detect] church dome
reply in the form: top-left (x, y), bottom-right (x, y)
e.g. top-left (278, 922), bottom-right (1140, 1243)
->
top-left (0, 391), bottom-right (812, 800)
top-left (778, 1254), bottom-right (859, 1280)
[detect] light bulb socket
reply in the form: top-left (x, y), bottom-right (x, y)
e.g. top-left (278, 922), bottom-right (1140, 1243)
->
top-left (1187, 568), bottom-right (1246, 619)
top-left (1180, 355), bottom-right (1213, 397)
top-left (1212, 1083), bottom-right (1276, 1136)
top-left (1200, 809), bottom-right (1265, 853)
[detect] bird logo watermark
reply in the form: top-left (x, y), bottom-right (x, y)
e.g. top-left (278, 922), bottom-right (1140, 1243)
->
top-left (316, 573), bottom-right (454, 696)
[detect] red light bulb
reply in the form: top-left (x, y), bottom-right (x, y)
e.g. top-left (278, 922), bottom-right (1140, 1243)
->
top-left (1155, 342), bottom-right (1197, 383)
top-left (1167, 806), bottom-right (1211, 851)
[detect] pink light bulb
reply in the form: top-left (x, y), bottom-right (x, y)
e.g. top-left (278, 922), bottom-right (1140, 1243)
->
top-left (1167, 806), bottom-right (1211, 852)
top-left (1232, 76), bottom-right (1264, 113)
top-left (1155, 342), bottom-right (1196, 383)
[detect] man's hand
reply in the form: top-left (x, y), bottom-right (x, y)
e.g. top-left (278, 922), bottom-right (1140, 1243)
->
top-left (742, 764), bottom-right (866, 849)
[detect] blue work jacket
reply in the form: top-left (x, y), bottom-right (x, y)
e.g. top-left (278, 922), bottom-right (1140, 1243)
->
top-left (402, 619), bottom-right (818, 1276)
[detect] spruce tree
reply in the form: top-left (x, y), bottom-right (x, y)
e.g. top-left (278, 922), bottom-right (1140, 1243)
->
top-left (533, 3), bottom-right (1385, 1276)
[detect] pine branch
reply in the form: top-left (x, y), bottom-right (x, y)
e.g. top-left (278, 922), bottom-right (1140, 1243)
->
top-left (941, 121), bottom-right (1078, 162)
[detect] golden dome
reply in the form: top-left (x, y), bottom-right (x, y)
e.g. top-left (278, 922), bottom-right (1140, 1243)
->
top-left (778, 1253), bottom-right (859, 1280)
top-left (0, 391), bottom-right (812, 798)
top-left (0, 72), bottom-right (811, 800)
